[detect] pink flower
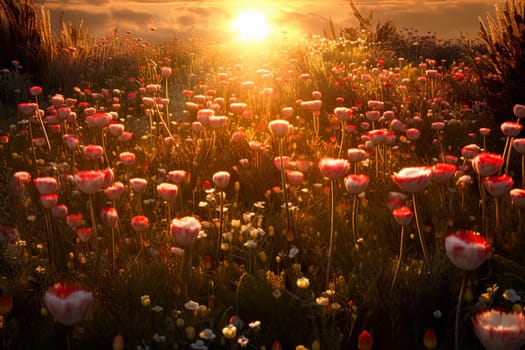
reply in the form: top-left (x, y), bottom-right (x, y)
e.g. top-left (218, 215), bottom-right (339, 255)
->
top-left (40, 194), bottom-right (58, 209)
top-left (83, 144), bottom-right (104, 160)
top-left (483, 175), bottom-right (514, 197)
top-left (344, 174), bottom-right (370, 195)
top-left (62, 134), bottom-right (79, 150)
top-left (334, 107), bottom-right (352, 122)
top-left (274, 156), bottom-right (290, 171)
top-left (66, 214), bottom-right (83, 229)
top-left (461, 144), bottom-right (481, 159)
top-left (358, 330), bottom-right (373, 350)
top-left (387, 191), bottom-right (407, 212)
top-left (514, 104), bottom-right (525, 119)
top-left (392, 166), bottom-right (433, 193)
top-left (74, 170), bottom-right (105, 194)
top-left (347, 149), bottom-right (368, 163)
top-left (268, 120), bottom-right (290, 138)
top-left (171, 216), bottom-right (201, 246)
top-left (168, 170), bottom-right (187, 184)
top-left (501, 121), bottom-right (523, 137)
top-left (510, 188), bottom-right (525, 207)
top-left (104, 182), bottom-right (126, 201)
top-left (100, 207), bottom-right (119, 228)
top-left (51, 204), bottom-right (68, 219)
top-left (108, 122), bottom-right (125, 137)
top-left (129, 178), bottom-right (148, 193)
top-left (76, 227), bottom-right (92, 242)
top-left (157, 183), bottom-right (179, 202)
top-left (13, 171), bottom-right (31, 187)
top-left (44, 283), bottom-right (94, 325)
top-left (432, 163), bottom-right (457, 185)
top-left (212, 171), bottom-right (230, 190)
top-left (119, 152), bottom-right (136, 166)
top-left (131, 215), bottom-right (149, 232)
top-left (33, 177), bottom-right (58, 194)
top-left (318, 158), bottom-right (350, 180)
top-left (392, 206), bottom-right (413, 226)
top-left (512, 139), bottom-right (525, 154)
top-left (444, 229), bottom-right (491, 271)
top-left (208, 115), bottom-right (228, 129)
top-left (286, 170), bottom-right (304, 185)
top-left (17, 102), bottom-right (38, 116)
top-left (472, 309), bottom-right (525, 350)
top-left (471, 152), bottom-right (504, 177)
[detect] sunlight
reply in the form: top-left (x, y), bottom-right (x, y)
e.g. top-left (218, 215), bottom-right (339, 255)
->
top-left (231, 11), bottom-right (270, 41)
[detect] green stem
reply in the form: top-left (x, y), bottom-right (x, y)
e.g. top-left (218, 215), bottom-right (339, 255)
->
top-left (412, 193), bottom-right (430, 273)
top-left (278, 138), bottom-right (291, 233)
top-left (455, 272), bottom-right (467, 350)
top-left (391, 225), bottom-right (405, 288)
top-left (326, 180), bottom-right (336, 290)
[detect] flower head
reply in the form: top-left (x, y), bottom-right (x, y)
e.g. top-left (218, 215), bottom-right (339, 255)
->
top-left (472, 309), bottom-right (525, 350)
top-left (44, 283), bottom-right (94, 325)
top-left (318, 158), bottom-right (350, 180)
top-left (171, 216), bottom-right (201, 247)
top-left (392, 166), bottom-right (432, 193)
top-left (445, 229), bottom-right (491, 271)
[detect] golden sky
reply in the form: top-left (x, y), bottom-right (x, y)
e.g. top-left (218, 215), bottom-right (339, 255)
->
top-left (33, 0), bottom-right (498, 42)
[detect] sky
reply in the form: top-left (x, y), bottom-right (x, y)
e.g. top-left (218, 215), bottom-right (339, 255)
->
top-left (33, 0), bottom-right (499, 43)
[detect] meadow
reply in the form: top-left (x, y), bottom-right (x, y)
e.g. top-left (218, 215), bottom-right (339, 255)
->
top-left (1, 0), bottom-right (525, 349)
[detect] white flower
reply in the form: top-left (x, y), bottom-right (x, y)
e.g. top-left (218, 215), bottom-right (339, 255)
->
top-left (272, 289), bottom-right (282, 299)
top-left (153, 333), bottom-right (166, 343)
top-left (151, 305), bottom-right (163, 312)
top-left (288, 247), bottom-right (299, 258)
top-left (184, 300), bottom-right (200, 311)
top-left (248, 320), bottom-right (261, 330)
top-left (503, 289), bottom-right (522, 303)
top-left (316, 297), bottom-right (329, 306)
top-left (237, 335), bottom-right (249, 347)
top-left (244, 240), bottom-right (257, 248)
top-left (199, 328), bottom-right (216, 340)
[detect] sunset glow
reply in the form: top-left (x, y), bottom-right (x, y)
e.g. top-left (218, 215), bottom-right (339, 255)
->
top-left (231, 11), bottom-right (270, 41)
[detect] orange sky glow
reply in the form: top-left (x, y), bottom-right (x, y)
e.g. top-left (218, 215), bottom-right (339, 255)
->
top-left (33, 0), bottom-right (499, 43)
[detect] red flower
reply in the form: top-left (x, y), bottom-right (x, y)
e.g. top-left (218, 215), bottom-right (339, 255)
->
top-left (319, 158), bottom-right (350, 180)
top-left (344, 174), bottom-right (370, 195)
top-left (358, 330), bottom-right (373, 350)
top-left (432, 163), bottom-right (456, 185)
top-left (392, 166), bottom-right (432, 193)
top-left (44, 283), bottom-right (94, 325)
top-left (100, 207), bottom-right (119, 228)
top-left (168, 170), bottom-right (187, 184)
top-left (472, 309), bottom-right (525, 350)
top-left (131, 215), bottom-right (149, 232)
top-left (157, 183), bottom-right (179, 202)
top-left (104, 182), bottom-right (126, 201)
top-left (33, 176), bottom-right (58, 194)
top-left (510, 188), bottom-right (525, 207)
top-left (501, 121), bottom-right (523, 137)
top-left (286, 170), bottom-right (304, 185)
top-left (76, 227), bottom-right (92, 242)
top-left (444, 229), bottom-right (491, 271)
top-left (171, 216), bottom-right (201, 247)
top-left (268, 119), bottom-right (290, 138)
top-left (471, 152), bottom-right (504, 177)
top-left (83, 144), bottom-right (104, 160)
top-left (129, 178), bottom-right (148, 193)
top-left (212, 171), bottom-right (230, 190)
top-left (74, 170), bottom-right (105, 194)
top-left (483, 175), bottom-right (514, 197)
top-left (392, 206), bottom-right (414, 226)
top-left (423, 329), bottom-right (437, 349)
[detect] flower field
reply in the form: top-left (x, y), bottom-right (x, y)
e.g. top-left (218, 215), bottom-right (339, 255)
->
top-left (1, 1), bottom-right (525, 349)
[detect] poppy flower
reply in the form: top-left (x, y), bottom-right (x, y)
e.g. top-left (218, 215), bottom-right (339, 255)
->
top-left (74, 170), bottom-right (105, 194)
top-left (44, 283), bottom-right (94, 326)
top-left (392, 166), bottom-right (432, 193)
top-left (472, 309), bottom-right (525, 350)
top-left (444, 229), bottom-right (491, 271)
top-left (344, 174), bottom-right (370, 194)
top-left (319, 158), bottom-right (350, 180)
top-left (171, 216), bottom-right (201, 246)
top-left (471, 152), bottom-right (504, 177)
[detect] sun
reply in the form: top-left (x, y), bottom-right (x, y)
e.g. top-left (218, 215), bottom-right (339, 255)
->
top-left (231, 11), bottom-right (270, 41)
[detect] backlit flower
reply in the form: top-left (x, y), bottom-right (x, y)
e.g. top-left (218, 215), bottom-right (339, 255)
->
top-left (212, 171), bottom-right (230, 190)
top-left (392, 166), bottom-right (432, 193)
top-left (104, 182), bottom-right (126, 201)
top-left (445, 229), bottom-right (491, 271)
top-left (40, 194), bottom-right (58, 209)
top-left (510, 188), bottom-right (525, 207)
top-left (168, 170), bottom-right (187, 184)
top-left (392, 206), bottom-right (413, 226)
top-left (34, 176), bottom-right (58, 194)
top-left (286, 170), bottom-right (304, 185)
top-left (483, 175), bottom-right (514, 197)
top-left (74, 170), bottom-right (105, 194)
top-left (119, 152), bottom-right (136, 166)
top-left (319, 158), bottom-right (349, 179)
top-left (129, 178), bottom-right (148, 193)
top-left (512, 138), bottom-right (525, 154)
top-left (83, 144), bottom-right (104, 160)
top-left (472, 152), bottom-right (504, 177)
top-left (131, 215), bottom-right (149, 232)
top-left (157, 183), bottom-right (179, 202)
top-left (13, 171), bottom-right (31, 187)
top-left (358, 330), bottom-right (373, 350)
top-left (100, 207), bottom-right (119, 228)
top-left (344, 174), bottom-right (370, 194)
top-left (423, 329), bottom-right (437, 349)
top-left (171, 216), bottom-right (201, 246)
top-left (472, 309), bottom-right (525, 350)
top-left (347, 148), bottom-right (368, 163)
top-left (269, 119), bottom-right (290, 138)
top-left (501, 121), bottom-right (523, 138)
top-left (432, 163), bottom-right (457, 185)
top-left (44, 283), bottom-right (94, 325)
